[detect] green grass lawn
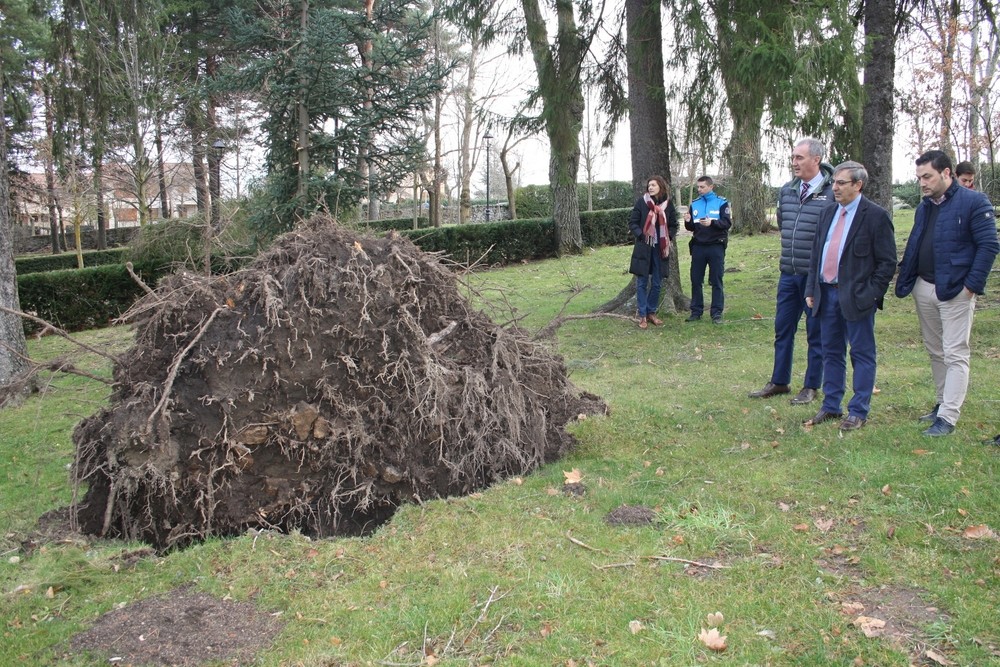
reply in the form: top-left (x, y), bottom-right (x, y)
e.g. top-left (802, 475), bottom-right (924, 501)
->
top-left (2, 210), bottom-right (999, 666)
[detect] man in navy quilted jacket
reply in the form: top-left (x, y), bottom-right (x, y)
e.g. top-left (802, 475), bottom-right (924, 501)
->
top-left (896, 150), bottom-right (999, 437)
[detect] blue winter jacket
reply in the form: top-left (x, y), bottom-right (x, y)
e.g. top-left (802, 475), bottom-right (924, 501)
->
top-left (895, 179), bottom-right (999, 301)
top-left (684, 191), bottom-right (732, 245)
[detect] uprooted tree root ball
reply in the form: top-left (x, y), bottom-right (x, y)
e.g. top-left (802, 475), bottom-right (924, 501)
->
top-left (72, 217), bottom-right (605, 549)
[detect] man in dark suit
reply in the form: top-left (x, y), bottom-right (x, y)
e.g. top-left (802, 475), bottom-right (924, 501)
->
top-left (803, 161), bottom-right (897, 431)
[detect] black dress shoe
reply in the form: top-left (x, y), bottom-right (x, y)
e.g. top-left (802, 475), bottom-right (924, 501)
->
top-left (803, 410), bottom-right (843, 426)
top-left (918, 404), bottom-right (940, 422)
top-left (839, 415), bottom-right (866, 431)
top-left (790, 387), bottom-right (817, 405)
top-left (685, 314), bottom-right (702, 322)
top-left (748, 382), bottom-right (790, 398)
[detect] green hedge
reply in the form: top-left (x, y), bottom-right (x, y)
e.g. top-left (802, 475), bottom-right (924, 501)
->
top-left (580, 208), bottom-right (632, 247)
top-left (399, 208), bottom-right (632, 266)
top-left (400, 218), bottom-right (555, 265)
top-left (348, 216), bottom-right (431, 233)
top-left (16, 262), bottom-right (169, 334)
top-left (15, 248), bottom-right (129, 275)
top-left (515, 181), bottom-right (634, 219)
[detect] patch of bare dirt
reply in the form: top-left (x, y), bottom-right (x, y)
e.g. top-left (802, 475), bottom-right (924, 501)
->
top-left (67, 587), bottom-right (282, 666)
top-left (72, 218), bottom-right (605, 550)
top-left (832, 584), bottom-right (952, 664)
top-left (605, 504), bottom-right (657, 526)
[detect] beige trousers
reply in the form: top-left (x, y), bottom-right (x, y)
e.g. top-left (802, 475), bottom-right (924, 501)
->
top-left (912, 277), bottom-right (977, 425)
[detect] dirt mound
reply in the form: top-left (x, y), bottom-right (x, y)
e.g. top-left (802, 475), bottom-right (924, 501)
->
top-left (605, 505), bottom-right (658, 526)
top-left (68, 587), bottom-right (282, 665)
top-left (73, 217), bottom-right (604, 549)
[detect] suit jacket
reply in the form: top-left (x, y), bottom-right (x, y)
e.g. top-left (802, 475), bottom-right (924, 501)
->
top-left (805, 196), bottom-right (897, 322)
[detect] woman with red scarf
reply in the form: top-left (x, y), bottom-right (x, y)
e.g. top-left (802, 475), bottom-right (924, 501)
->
top-left (628, 175), bottom-right (679, 328)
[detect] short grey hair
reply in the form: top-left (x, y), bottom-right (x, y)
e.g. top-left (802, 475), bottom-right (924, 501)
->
top-left (795, 137), bottom-right (825, 160)
top-left (834, 161), bottom-right (868, 189)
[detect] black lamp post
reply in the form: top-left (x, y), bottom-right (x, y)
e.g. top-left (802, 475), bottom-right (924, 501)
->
top-left (483, 131), bottom-right (493, 221)
top-left (210, 139), bottom-right (226, 227)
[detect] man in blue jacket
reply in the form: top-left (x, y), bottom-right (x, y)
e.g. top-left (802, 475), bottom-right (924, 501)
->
top-left (896, 150), bottom-right (999, 436)
top-left (684, 176), bottom-right (732, 324)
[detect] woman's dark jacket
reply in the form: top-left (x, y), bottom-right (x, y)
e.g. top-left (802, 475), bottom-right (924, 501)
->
top-left (628, 196), bottom-right (679, 276)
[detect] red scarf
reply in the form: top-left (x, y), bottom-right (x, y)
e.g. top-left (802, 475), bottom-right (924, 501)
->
top-left (643, 194), bottom-right (670, 258)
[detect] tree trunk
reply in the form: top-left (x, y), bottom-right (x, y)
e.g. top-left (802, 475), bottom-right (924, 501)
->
top-left (521, 0), bottom-right (584, 256)
top-left (860, 0), bottom-right (897, 212)
top-left (459, 39), bottom-right (479, 224)
top-left (625, 0), bottom-right (671, 196)
top-left (0, 81), bottom-right (31, 388)
top-left (189, 107), bottom-right (209, 216)
top-left (43, 88), bottom-right (61, 253)
top-left (500, 146), bottom-right (518, 220)
top-left (156, 114), bottom-right (170, 219)
top-left (723, 105), bottom-right (769, 234)
top-left (297, 0), bottom-right (312, 202)
top-left (937, 0), bottom-right (959, 157)
top-left (605, 0), bottom-right (687, 314)
top-left (94, 153), bottom-right (107, 248)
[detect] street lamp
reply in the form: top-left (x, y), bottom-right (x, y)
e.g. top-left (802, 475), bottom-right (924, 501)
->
top-left (210, 139), bottom-right (226, 228)
top-left (483, 131), bottom-right (493, 221)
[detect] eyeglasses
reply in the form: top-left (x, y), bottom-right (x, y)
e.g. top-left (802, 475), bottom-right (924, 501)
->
top-left (832, 179), bottom-right (857, 186)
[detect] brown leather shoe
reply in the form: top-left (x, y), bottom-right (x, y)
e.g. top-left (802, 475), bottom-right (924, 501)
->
top-left (803, 410), bottom-right (843, 426)
top-left (790, 387), bottom-right (817, 405)
top-left (748, 382), bottom-right (791, 398)
top-left (647, 314), bottom-right (663, 326)
top-left (638, 317), bottom-right (648, 330)
top-left (839, 415), bottom-right (866, 431)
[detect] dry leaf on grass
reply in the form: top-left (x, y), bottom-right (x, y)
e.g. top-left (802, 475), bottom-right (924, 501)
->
top-left (792, 523), bottom-right (810, 532)
top-left (540, 621), bottom-right (553, 638)
top-left (814, 518), bottom-right (834, 533)
top-left (698, 627), bottom-right (728, 651)
top-left (563, 469), bottom-right (582, 484)
top-left (705, 612), bottom-right (724, 627)
top-left (840, 602), bottom-right (865, 615)
top-left (628, 620), bottom-right (644, 634)
top-left (881, 484), bottom-right (891, 496)
top-left (852, 616), bottom-right (886, 637)
top-left (962, 524), bottom-right (996, 539)
top-left (925, 649), bottom-right (955, 665)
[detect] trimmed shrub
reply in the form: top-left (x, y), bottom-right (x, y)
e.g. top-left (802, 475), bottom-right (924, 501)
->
top-left (17, 262), bottom-right (168, 334)
top-left (514, 181), bottom-right (634, 219)
top-left (15, 248), bottom-right (129, 275)
top-left (514, 186), bottom-right (554, 219)
top-left (348, 216), bottom-right (431, 233)
top-left (580, 208), bottom-right (632, 247)
top-left (400, 218), bottom-right (555, 265)
top-left (399, 209), bottom-right (631, 266)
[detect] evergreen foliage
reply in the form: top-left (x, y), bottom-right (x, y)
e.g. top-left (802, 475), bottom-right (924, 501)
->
top-left (224, 0), bottom-right (449, 238)
top-left (667, 0), bottom-right (861, 233)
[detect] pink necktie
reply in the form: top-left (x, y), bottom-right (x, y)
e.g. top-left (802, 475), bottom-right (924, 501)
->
top-left (822, 208), bottom-right (848, 283)
top-left (800, 182), bottom-right (809, 202)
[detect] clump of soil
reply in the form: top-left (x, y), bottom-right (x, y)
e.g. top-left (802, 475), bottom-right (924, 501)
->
top-left (605, 505), bottom-right (658, 526)
top-left (68, 587), bottom-right (282, 666)
top-left (72, 217), bottom-right (604, 550)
